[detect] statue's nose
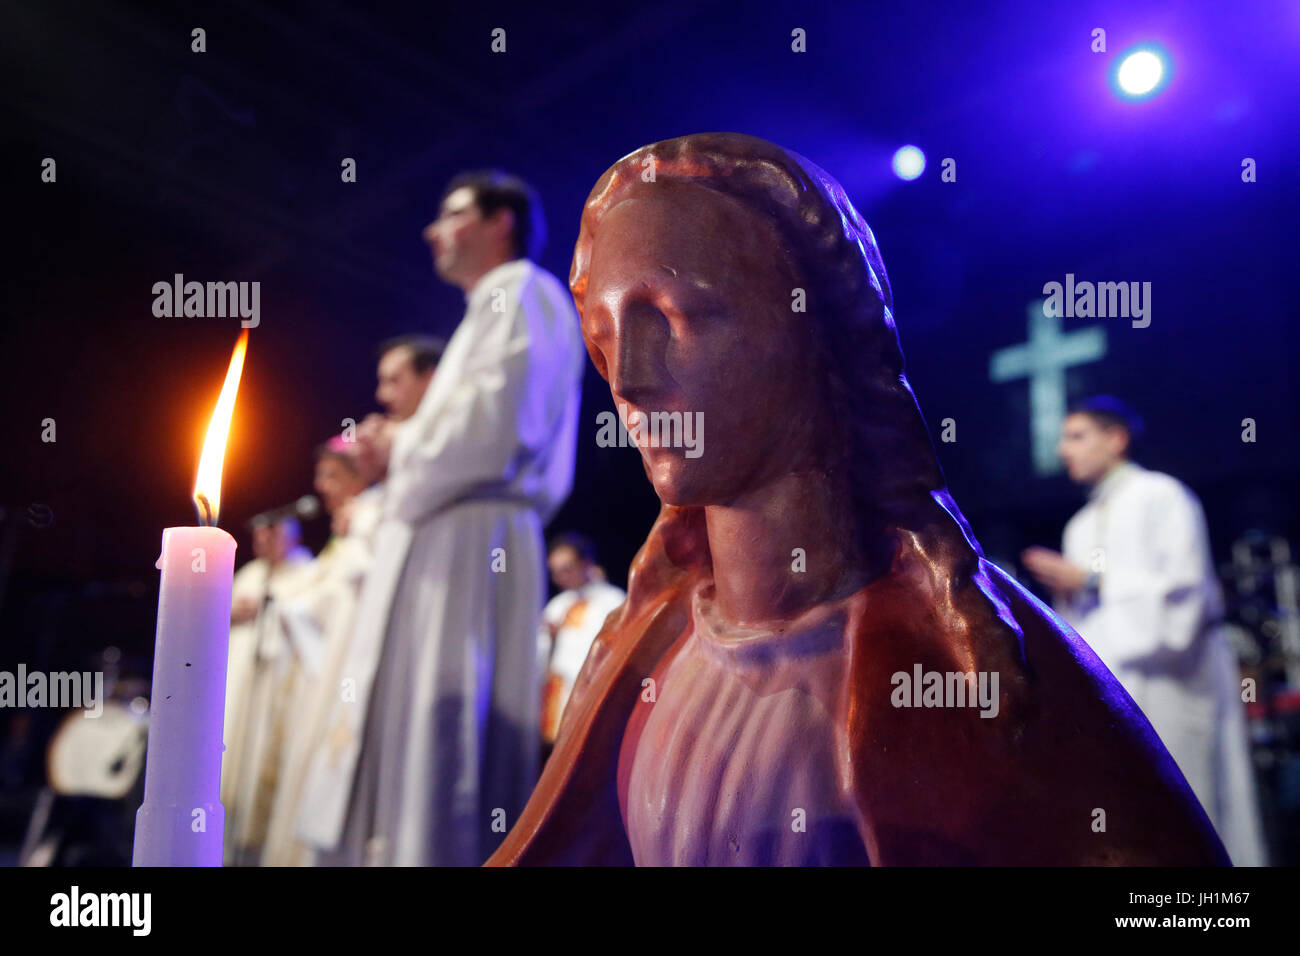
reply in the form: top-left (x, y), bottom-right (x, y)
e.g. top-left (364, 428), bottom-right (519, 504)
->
top-left (609, 316), bottom-right (668, 406)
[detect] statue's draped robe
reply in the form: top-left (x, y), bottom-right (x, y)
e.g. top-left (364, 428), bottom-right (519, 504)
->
top-left (301, 259), bottom-right (585, 866)
top-left (621, 578), bottom-right (870, 865)
top-left (488, 503), bottom-right (1230, 866)
top-left (1060, 462), bottom-right (1268, 866)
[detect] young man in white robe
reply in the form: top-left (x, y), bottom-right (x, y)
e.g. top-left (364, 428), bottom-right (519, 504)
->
top-left (303, 171), bottom-right (585, 866)
top-left (1023, 396), bottom-right (1268, 866)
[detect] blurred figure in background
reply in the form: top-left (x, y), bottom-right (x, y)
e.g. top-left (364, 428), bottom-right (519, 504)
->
top-left (261, 435), bottom-right (385, 865)
top-left (304, 171), bottom-right (584, 867)
top-left (221, 514), bottom-right (314, 865)
top-left (287, 333), bottom-right (446, 864)
top-left (1023, 396), bottom-right (1268, 866)
top-left (537, 533), bottom-right (625, 763)
top-left (375, 335), bottom-right (443, 422)
top-left (229, 518), bottom-right (313, 628)
top-left (259, 332), bottom-right (445, 866)
top-left (351, 335), bottom-right (447, 484)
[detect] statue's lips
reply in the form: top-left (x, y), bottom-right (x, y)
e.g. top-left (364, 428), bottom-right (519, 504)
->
top-left (615, 403), bottom-right (694, 423)
top-left (642, 443), bottom-right (685, 458)
top-left (618, 416), bottom-right (702, 455)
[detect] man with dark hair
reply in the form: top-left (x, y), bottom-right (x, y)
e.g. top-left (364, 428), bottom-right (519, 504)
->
top-left (537, 533), bottom-right (624, 758)
top-left (349, 334), bottom-right (447, 488)
top-left (547, 531), bottom-right (599, 572)
top-left (373, 335), bottom-right (445, 425)
top-left (430, 170), bottom-right (547, 267)
top-left (301, 170), bottom-right (584, 867)
top-left (1024, 396), bottom-right (1267, 865)
top-left (1068, 394), bottom-right (1145, 453)
top-left (376, 334), bottom-right (446, 374)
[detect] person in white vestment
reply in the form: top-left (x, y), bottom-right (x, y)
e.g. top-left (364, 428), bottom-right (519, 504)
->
top-left (261, 435), bottom-right (385, 865)
top-left (221, 515), bottom-right (314, 865)
top-left (264, 340), bottom-right (443, 866)
top-left (1023, 396), bottom-right (1268, 866)
top-left (303, 171), bottom-right (585, 866)
top-left (537, 533), bottom-right (625, 758)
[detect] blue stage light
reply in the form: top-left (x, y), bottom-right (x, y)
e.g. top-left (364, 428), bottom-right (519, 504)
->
top-left (1111, 44), bottom-right (1172, 101)
top-left (892, 145), bottom-right (926, 180)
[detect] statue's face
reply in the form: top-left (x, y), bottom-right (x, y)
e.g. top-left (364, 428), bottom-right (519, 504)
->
top-left (582, 181), bottom-right (825, 506)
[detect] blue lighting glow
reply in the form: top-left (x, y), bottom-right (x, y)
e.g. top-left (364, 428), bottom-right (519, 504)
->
top-left (892, 145), bottom-right (926, 180)
top-left (1111, 44), bottom-right (1172, 101)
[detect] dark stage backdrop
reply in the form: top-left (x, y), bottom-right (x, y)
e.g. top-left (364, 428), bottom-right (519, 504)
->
top-left (1, 1), bottom-right (1295, 705)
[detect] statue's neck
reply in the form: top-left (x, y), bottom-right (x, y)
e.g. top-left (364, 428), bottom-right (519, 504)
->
top-left (703, 469), bottom-right (868, 627)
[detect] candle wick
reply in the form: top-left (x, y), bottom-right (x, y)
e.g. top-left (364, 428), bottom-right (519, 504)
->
top-left (196, 493), bottom-right (215, 527)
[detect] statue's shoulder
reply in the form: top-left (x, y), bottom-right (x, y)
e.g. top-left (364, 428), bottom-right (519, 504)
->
top-left (837, 537), bottom-right (1228, 865)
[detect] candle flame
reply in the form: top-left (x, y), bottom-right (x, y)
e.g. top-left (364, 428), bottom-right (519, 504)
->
top-left (193, 330), bottom-right (249, 526)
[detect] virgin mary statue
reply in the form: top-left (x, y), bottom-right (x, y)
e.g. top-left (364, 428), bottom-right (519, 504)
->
top-left (488, 132), bottom-right (1229, 866)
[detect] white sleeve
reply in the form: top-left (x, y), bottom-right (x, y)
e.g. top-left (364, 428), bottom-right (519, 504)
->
top-left (1100, 482), bottom-right (1218, 659)
top-left (383, 280), bottom-right (535, 526)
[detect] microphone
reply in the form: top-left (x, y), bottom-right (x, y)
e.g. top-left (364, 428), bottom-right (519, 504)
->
top-left (247, 495), bottom-right (320, 529)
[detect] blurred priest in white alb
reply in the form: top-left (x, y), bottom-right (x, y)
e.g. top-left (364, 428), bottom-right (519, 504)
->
top-left (537, 532), bottom-right (626, 762)
top-left (221, 512), bottom-right (313, 865)
top-left (303, 171), bottom-right (585, 867)
top-left (1023, 396), bottom-right (1268, 866)
top-left (264, 335), bottom-right (442, 866)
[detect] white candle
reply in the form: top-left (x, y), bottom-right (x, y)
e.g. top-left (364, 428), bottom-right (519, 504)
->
top-left (134, 526), bottom-right (235, 866)
top-left (134, 330), bottom-right (248, 867)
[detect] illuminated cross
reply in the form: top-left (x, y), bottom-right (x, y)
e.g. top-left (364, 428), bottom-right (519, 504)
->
top-left (989, 300), bottom-right (1107, 475)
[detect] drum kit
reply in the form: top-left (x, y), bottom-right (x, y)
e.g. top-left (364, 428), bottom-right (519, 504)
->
top-left (14, 496), bottom-right (323, 866)
top-left (17, 650), bottom-right (150, 867)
